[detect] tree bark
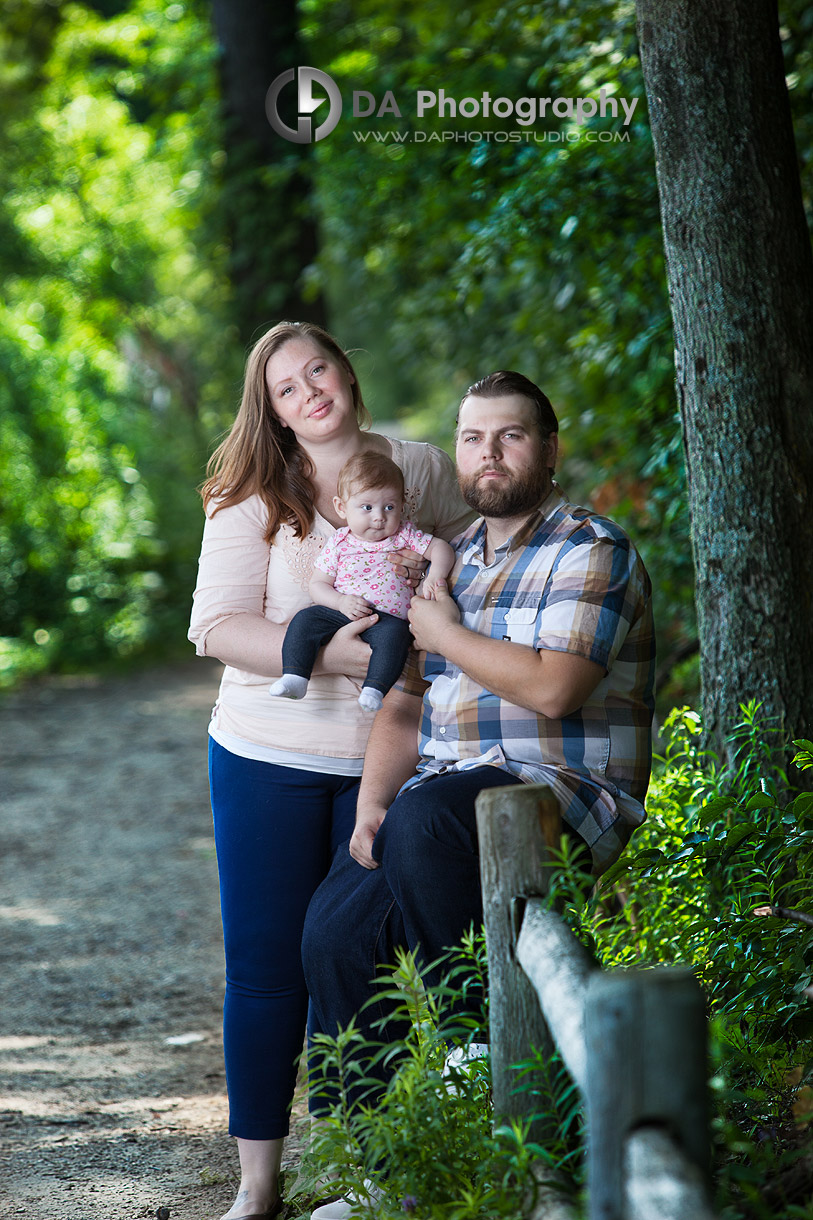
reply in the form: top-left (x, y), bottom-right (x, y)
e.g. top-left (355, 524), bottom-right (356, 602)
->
top-left (211, 0), bottom-right (325, 341)
top-left (635, 0), bottom-right (813, 767)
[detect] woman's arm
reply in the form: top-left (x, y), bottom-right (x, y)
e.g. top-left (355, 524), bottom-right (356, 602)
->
top-left (202, 613), bottom-right (286, 677)
top-left (189, 498), bottom-right (375, 679)
top-left (202, 611), bottom-right (377, 680)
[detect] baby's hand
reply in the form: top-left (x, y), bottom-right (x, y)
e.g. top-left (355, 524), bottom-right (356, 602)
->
top-left (342, 594), bottom-right (374, 620)
top-left (420, 576), bottom-right (439, 600)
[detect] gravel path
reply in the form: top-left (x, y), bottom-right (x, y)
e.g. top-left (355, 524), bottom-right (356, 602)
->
top-left (0, 661), bottom-right (309, 1220)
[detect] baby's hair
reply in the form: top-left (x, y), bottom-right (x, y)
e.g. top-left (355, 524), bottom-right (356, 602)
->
top-left (337, 450), bottom-right (405, 502)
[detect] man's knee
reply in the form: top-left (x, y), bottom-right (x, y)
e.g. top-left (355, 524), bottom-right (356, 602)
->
top-left (301, 847), bottom-right (395, 991)
top-left (373, 779), bottom-right (479, 871)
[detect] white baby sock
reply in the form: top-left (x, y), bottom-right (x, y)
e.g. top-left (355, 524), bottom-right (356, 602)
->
top-left (269, 674), bottom-right (308, 700)
top-left (358, 686), bottom-right (384, 712)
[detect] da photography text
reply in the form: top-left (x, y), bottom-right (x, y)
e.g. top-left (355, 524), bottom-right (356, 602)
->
top-left (354, 86), bottom-right (638, 127)
top-left (265, 67), bottom-right (639, 145)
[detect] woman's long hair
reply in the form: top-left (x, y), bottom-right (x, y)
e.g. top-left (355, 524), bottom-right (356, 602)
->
top-left (201, 322), bottom-right (371, 541)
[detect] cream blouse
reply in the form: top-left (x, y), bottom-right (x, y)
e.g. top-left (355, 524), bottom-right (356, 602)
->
top-left (188, 437), bottom-right (473, 770)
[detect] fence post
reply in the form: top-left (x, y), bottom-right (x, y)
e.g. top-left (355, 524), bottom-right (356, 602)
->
top-left (476, 783), bottom-right (561, 1138)
top-left (584, 968), bottom-right (710, 1220)
top-left (625, 1128), bottom-right (719, 1220)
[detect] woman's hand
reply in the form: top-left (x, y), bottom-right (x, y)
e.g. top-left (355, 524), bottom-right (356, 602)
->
top-left (316, 613), bottom-right (376, 679)
top-left (388, 547), bottom-right (429, 589)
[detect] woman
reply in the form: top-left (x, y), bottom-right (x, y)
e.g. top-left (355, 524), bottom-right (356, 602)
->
top-left (188, 321), bottom-right (472, 1220)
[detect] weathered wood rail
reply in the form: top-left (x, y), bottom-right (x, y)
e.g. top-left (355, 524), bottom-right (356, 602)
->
top-left (476, 783), bottom-right (719, 1220)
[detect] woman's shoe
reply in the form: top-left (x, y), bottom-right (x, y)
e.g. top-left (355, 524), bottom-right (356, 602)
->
top-left (228, 1200), bottom-right (283, 1220)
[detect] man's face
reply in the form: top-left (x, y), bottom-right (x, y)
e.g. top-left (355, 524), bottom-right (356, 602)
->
top-left (455, 394), bottom-right (557, 518)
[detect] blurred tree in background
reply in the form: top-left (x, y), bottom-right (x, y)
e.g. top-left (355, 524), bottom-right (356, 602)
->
top-left (211, 0), bottom-right (326, 340)
top-left (1, 0), bottom-right (811, 715)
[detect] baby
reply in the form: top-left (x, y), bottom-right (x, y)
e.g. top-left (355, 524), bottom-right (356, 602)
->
top-left (269, 450), bottom-right (455, 712)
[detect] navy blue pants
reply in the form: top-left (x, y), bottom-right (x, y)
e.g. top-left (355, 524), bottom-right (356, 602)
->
top-left (282, 605), bottom-right (412, 695)
top-left (208, 737), bottom-right (359, 1138)
top-left (302, 767), bottom-right (524, 1109)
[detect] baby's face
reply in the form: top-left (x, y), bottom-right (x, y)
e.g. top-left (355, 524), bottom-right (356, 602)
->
top-left (340, 484), bottom-right (403, 542)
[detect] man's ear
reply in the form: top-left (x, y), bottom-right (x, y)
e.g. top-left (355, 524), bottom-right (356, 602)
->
top-left (333, 495), bottom-right (347, 521)
top-left (547, 433), bottom-right (559, 473)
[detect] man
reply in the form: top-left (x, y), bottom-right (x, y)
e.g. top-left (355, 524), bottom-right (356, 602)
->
top-left (303, 371), bottom-right (655, 1214)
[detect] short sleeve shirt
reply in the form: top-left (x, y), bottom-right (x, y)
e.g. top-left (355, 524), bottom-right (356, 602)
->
top-left (314, 521), bottom-right (433, 619)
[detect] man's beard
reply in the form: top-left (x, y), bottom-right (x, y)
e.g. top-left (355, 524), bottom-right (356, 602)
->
top-left (458, 463), bottom-right (551, 518)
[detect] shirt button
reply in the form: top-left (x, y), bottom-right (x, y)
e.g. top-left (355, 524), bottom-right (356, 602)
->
top-left (439, 726), bottom-right (446, 735)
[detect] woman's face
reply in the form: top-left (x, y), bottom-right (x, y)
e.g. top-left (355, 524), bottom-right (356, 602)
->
top-left (265, 338), bottom-right (357, 446)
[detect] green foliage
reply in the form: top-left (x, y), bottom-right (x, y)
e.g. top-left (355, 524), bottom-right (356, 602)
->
top-left (302, 0), bottom-right (813, 709)
top-left (3, 0), bottom-right (812, 706)
top-left (297, 709), bottom-right (812, 1219)
top-left (583, 706), bottom-right (813, 1217)
top-left (0, 0), bottom-right (236, 684)
top-left (591, 705), bottom-right (812, 1035)
top-left (298, 935), bottom-right (580, 1220)
top-left (303, 0), bottom-right (689, 683)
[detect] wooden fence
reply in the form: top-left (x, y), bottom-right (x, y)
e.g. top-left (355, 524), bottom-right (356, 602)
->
top-left (476, 783), bottom-right (719, 1220)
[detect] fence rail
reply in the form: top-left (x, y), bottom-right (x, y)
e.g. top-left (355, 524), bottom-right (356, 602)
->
top-left (476, 783), bottom-right (719, 1220)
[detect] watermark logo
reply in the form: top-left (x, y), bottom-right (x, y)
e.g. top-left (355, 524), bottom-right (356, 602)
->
top-left (265, 71), bottom-right (638, 146)
top-left (265, 67), bottom-right (342, 144)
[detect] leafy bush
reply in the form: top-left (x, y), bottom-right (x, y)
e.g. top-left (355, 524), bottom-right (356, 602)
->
top-left (584, 705), bottom-right (813, 1218)
top-left (294, 708), bottom-right (813, 1219)
top-left (297, 935), bottom-right (582, 1220)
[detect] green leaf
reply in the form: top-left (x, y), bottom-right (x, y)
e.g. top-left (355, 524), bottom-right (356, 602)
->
top-left (792, 792), bottom-right (813, 819)
top-left (722, 823), bottom-right (758, 854)
top-left (744, 793), bottom-right (777, 810)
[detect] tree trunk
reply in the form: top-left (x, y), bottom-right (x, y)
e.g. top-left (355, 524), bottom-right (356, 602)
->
top-left (211, 0), bottom-right (325, 341)
top-left (635, 0), bottom-right (813, 767)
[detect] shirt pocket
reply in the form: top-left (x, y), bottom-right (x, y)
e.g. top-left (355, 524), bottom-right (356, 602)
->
top-left (501, 605), bottom-right (539, 646)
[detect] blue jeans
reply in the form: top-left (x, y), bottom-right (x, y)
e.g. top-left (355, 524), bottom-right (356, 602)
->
top-left (302, 766), bottom-right (524, 1109)
top-left (208, 737), bottom-right (359, 1138)
top-left (282, 605), bottom-right (412, 695)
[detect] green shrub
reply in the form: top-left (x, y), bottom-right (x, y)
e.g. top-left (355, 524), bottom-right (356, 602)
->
top-left (293, 707), bottom-right (813, 1219)
top-left (584, 706), bottom-right (813, 1219)
top-left (296, 935), bottom-right (581, 1220)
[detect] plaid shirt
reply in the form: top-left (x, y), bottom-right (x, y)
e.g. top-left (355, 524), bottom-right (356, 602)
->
top-left (400, 486), bottom-right (656, 872)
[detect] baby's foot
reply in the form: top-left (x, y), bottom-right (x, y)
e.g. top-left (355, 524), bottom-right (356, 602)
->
top-left (269, 674), bottom-right (308, 700)
top-left (358, 686), bottom-right (383, 712)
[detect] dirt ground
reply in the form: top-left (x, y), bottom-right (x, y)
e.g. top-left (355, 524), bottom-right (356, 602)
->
top-left (0, 660), bottom-right (310, 1220)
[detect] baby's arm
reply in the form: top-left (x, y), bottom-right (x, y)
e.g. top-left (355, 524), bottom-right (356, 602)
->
top-left (420, 537), bottom-right (456, 599)
top-left (309, 570), bottom-right (374, 621)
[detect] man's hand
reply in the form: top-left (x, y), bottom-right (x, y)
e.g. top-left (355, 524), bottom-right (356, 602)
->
top-left (408, 579), bottom-right (463, 652)
top-left (349, 802), bottom-right (388, 869)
